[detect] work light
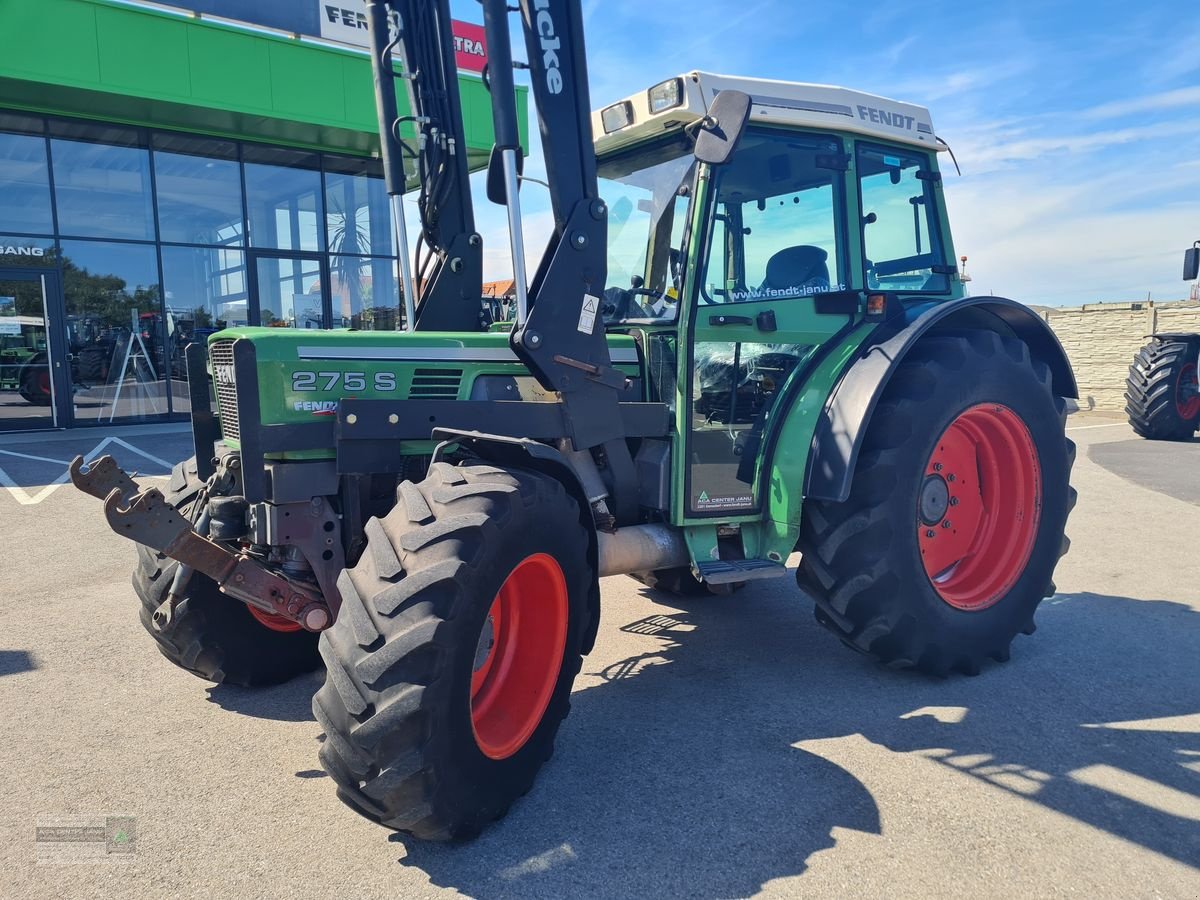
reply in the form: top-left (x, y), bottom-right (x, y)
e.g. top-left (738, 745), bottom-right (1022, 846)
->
top-left (648, 78), bottom-right (683, 113)
top-left (601, 101), bottom-right (634, 133)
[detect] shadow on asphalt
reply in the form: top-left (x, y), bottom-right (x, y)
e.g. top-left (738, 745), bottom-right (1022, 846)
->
top-left (205, 669), bottom-right (324, 722)
top-left (388, 588), bottom-right (1198, 896)
top-left (0, 649), bottom-right (36, 676)
top-left (0, 432), bottom-right (193, 489)
top-left (1089, 438), bottom-right (1200, 506)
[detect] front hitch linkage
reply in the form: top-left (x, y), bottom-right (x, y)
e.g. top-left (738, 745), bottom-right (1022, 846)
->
top-left (70, 456), bottom-right (332, 632)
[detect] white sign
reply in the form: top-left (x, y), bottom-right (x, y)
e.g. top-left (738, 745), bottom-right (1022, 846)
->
top-left (317, 3), bottom-right (488, 73)
top-left (0, 298), bottom-right (17, 335)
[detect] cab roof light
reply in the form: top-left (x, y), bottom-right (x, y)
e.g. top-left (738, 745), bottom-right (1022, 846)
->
top-left (601, 101), bottom-right (634, 134)
top-left (648, 77), bottom-right (684, 114)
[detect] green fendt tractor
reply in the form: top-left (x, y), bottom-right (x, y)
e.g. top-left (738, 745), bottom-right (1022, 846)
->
top-left (1125, 241), bottom-right (1200, 440)
top-left (71, 0), bottom-right (1077, 841)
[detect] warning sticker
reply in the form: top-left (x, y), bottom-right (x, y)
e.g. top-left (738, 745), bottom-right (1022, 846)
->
top-left (577, 293), bottom-right (599, 334)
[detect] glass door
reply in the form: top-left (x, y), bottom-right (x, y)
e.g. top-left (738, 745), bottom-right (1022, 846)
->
top-left (249, 251), bottom-right (329, 329)
top-left (0, 271), bottom-right (66, 431)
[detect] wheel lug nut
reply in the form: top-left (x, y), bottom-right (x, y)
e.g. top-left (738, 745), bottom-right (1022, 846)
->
top-left (925, 529), bottom-right (936, 538)
top-left (933, 463), bottom-right (943, 472)
top-left (942, 520), bottom-right (952, 528)
top-left (947, 474), bottom-right (956, 482)
top-left (950, 497), bottom-right (959, 506)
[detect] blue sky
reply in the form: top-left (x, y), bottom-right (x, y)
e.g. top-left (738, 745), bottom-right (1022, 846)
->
top-left (445, 0), bottom-right (1200, 307)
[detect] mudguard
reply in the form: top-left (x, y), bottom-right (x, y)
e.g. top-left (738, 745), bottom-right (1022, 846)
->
top-left (805, 295), bottom-right (1078, 504)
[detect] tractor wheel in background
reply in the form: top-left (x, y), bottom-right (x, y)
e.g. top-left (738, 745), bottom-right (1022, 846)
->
top-left (18, 365), bottom-right (52, 405)
top-left (1125, 337), bottom-right (1200, 441)
top-left (797, 332), bottom-right (1076, 676)
top-left (314, 462), bottom-right (592, 841)
top-left (132, 456), bottom-right (321, 686)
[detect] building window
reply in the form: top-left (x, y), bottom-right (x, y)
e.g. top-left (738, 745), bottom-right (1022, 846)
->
top-left (153, 139), bottom-right (245, 246)
top-left (324, 158), bottom-right (394, 257)
top-left (51, 138), bottom-right (155, 241)
top-left (330, 256), bottom-right (399, 330)
top-left (244, 147), bottom-right (324, 252)
top-left (59, 239), bottom-right (167, 422)
top-left (0, 131), bottom-right (54, 236)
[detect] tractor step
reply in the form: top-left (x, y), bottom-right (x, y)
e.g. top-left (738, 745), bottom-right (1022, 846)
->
top-left (696, 559), bottom-right (788, 585)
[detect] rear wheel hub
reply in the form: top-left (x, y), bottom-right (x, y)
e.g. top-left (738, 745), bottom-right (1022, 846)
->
top-left (917, 403), bottom-right (1042, 611)
top-left (1176, 363), bottom-right (1200, 420)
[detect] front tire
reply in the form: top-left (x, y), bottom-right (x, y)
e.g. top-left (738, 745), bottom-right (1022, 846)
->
top-left (1125, 337), bottom-right (1200, 441)
top-left (132, 457), bottom-right (321, 686)
top-left (797, 332), bottom-right (1076, 676)
top-left (313, 462), bottom-right (592, 841)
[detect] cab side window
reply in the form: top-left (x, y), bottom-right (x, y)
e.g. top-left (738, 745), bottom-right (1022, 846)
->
top-left (857, 144), bottom-right (949, 292)
top-left (701, 131), bottom-right (845, 303)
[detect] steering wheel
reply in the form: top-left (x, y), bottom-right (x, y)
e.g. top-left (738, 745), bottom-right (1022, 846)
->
top-left (600, 286), bottom-right (674, 322)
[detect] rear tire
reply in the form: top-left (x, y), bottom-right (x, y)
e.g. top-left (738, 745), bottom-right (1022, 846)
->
top-left (314, 462), bottom-right (592, 841)
top-left (797, 332), bottom-right (1076, 676)
top-left (1125, 337), bottom-right (1200, 441)
top-left (132, 457), bottom-right (321, 686)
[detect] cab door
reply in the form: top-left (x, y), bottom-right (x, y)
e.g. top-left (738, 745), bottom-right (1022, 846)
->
top-left (680, 129), bottom-right (855, 520)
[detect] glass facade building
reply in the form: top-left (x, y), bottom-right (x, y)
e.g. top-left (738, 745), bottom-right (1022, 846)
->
top-left (0, 0), bottom-right (523, 432)
top-left (0, 111), bottom-right (400, 428)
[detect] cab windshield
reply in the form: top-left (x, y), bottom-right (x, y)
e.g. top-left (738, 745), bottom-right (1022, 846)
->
top-left (596, 136), bottom-right (695, 324)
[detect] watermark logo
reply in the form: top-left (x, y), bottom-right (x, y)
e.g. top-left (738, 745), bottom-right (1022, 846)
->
top-left (36, 815), bottom-right (137, 865)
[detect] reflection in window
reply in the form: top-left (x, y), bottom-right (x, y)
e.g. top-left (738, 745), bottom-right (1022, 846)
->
top-left (330, 256), bottom-right (399, 330)
top-left (702, 131), bottom-right (843, 304)
top-left (59, 239), bottom-right (167, 422)
top-left (154, 150), bottom-right (244, 245)
top-left (0, 132), bottom-right (54, 235)
top-left (51, 139), bottom-right (155, 240)
top-left (858, 144), bottom-right (949, 292)
top-left (255, 256), bottom-right (323, 328)
top-left (245, 158), bottom-right (323, 252)
top-left (325, 161), bottom-right (394, 257)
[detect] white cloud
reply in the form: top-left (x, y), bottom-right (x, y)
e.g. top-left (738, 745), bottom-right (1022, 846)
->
top-left (1083, 85), bottom-right (1200, 120)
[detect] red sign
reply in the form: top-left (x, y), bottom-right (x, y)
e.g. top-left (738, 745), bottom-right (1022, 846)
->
top-left (452, 20), bottom-right (488, 74)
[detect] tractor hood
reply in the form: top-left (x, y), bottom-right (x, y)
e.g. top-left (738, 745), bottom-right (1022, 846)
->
top-left (203, 327), bottom-right (642, 446)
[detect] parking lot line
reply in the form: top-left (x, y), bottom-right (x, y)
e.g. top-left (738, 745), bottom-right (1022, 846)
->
top-left (1066, 422), bottom-right (1127, 431)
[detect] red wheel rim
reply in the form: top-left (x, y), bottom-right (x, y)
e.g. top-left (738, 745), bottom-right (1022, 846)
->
top-left (1176, 363), bottom-right (1200, 419)
top-left (918, 403), bottom-right (1042, 611)
top-left (470, 553), bottom-right (568, 760)
top-left (36, 370), bottom-right (50, 396)
top-left (246, 604), bottom-right (303, 633)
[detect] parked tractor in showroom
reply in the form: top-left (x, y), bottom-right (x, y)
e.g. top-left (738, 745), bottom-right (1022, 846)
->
top-left (1125, 241), bottom-right (1200, 440)
top-left (71, 0), bottom-right (1077, 841)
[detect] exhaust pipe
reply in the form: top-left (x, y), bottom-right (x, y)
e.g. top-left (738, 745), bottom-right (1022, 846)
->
top-left (597, 524), bottom-right (690, 577)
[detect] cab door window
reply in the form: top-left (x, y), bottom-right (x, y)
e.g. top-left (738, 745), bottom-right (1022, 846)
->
top-left (857, 144), bottom-right (949, 292)
top-left (701, 132), bottom-right (845, 303)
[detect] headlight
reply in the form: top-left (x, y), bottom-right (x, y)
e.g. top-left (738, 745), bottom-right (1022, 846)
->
top-left (601, 101), bottom-right (634, 134)
top-left (647, 78), bottom-right (683, 114)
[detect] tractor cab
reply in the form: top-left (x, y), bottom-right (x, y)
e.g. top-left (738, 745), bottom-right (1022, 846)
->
top-left (592, 73), bottom-right (961, 518)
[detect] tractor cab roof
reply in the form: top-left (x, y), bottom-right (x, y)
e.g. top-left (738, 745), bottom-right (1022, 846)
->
top-left (592, 71), bottom-right (938, 156)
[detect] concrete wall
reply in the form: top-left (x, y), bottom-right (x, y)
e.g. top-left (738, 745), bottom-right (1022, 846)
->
top-left (1042, 301), bottom-right (1200, 411)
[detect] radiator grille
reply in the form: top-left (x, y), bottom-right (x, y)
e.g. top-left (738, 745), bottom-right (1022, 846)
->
top-left (208, 340), bottom-right (240, 441)
top-left (409, 368), bottom-right (462, 398)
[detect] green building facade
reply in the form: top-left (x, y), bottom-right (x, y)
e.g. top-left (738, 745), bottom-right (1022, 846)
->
top-left (0, 0), bottom-right (523, 431)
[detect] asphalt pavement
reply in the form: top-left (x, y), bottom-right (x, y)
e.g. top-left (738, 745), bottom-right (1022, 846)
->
top-left (0, 414), bottom-right (1196, 898)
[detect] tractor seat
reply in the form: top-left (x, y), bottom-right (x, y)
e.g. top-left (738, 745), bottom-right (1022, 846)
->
top-left (759, 245), bottom-right (830, 296)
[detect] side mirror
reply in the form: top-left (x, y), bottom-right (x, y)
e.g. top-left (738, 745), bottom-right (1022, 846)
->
top-left (694, 90), bottom-right (752, 166)
top-left (1185, 244), bottom-right (1200, 281)
top-left (486, 144), bottom-right (524, 205)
